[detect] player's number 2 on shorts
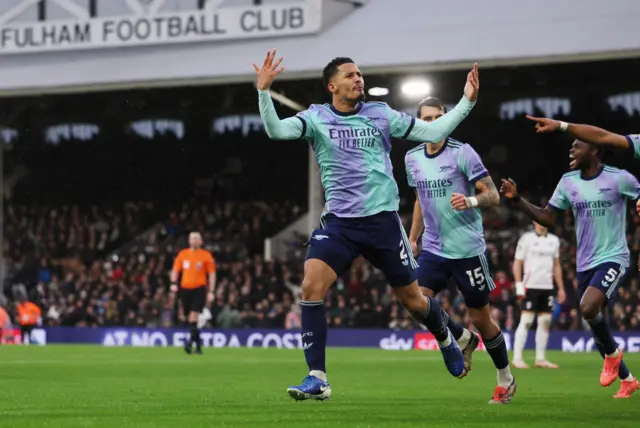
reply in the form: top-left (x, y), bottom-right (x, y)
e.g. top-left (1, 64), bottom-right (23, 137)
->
top-left (399, 240), bottom-right (408, 263)
top-left (466, 267), bottom-right (485, 288)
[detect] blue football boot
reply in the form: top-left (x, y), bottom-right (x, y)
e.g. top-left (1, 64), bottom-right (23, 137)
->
top-left (287, 375), bottom-right (331, 401)
top-left (439, 330), bottom-right (466, 378)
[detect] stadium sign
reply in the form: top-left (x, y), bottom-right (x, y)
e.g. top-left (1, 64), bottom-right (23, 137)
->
top-left (0, 0), bottom-right (322, 55)
top-left (23, 327), bottom-right (640, 353)
top-left (561, 335), bottom-right (640, 353)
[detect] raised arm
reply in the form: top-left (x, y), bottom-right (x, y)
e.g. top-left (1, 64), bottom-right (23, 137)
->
top-left (526, 116), bottom-right (630, 150)
top-left (408, 96), bottom-right (476, 143)
top-left (258, 90), bottom-right (306, 140)
top-left (254, 49), bottom-right (307, 140)
top-left (406, 64), bottom-right (479, 143)
top-left (500, 178), bottom-right (558, 228)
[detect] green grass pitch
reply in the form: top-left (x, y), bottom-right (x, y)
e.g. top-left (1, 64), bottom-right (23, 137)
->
top-left (0, 346), bottom-right (638, 427)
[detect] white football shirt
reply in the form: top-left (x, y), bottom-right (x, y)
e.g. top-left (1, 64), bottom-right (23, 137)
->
top-left (514, 231), bottom-right (560, 291)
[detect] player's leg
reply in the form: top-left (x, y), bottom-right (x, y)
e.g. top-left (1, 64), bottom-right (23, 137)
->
top-left (453, 253), bottom-right (515, 404)
top-left (438, 302), bottom-right (479, 374)
top-left (20, 325), bottom-right (30, 345)
top-left (421, 287), bottom-right (466, 339)
top-left (512, 307), bottom-right (534, 368)
top-left (392, 282), bottom-right (464, 377)
top-left (533, 291), bottom-right (558, 368)
top-left (578, 263), bottom-right (637, 396)
top-left (180, 289), bottom-right (194, 354)
top-left (287, 219), bottom-right (357, 401)
top-left (189, 287), bottom-right (207, 354)
top-left (600, 304), bottom-right (639, 398)
top-left (419, 254), bottom-right (479, 375)
top-left (364, 212), bottom-right (464, 377)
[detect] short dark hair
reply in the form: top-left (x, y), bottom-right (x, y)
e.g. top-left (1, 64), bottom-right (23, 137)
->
top-left (416, 96), bottom-right (447, 118)
top-left (322, 57), bottom-right (355, 92)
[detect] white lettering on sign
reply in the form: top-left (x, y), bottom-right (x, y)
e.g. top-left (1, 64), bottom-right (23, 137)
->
top-left (213, 115), bottom-right (264, 137)
top-left (45, 123), bottom-right (100, 144)
top-left (608, 92), bottom-right (640, 116)
top-left (499, 98), bottom-right (571, 120)
top-left (0, 0), bottom-right (322, 54)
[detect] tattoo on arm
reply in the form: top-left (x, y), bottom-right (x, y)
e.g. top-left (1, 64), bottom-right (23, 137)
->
top-left (474, 176), bottom-right (500, 207)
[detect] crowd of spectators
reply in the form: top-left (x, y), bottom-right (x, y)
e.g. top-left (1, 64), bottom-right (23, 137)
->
top-left (3, 192), bottom-right (640, 333)
top-left (3, 200), bottom-right (158, 286)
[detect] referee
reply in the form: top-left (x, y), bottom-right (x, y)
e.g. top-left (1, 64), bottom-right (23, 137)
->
top-left (171, 231), bottom-right (216, 354)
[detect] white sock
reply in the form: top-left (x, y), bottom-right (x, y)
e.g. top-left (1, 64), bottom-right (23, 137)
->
top-left (535, 313), bottom-right (552, 361)
top-left (438, 329), bottom-right (452, 347)
top-left (514, 312), bottom-right (534, 362)
top-left (624, 373), bottom-right (634, 382)
top-left (310, 370), bottom-right (327, 382)
top-left (606, 349), bottom-right (620, 358)
top-left (458, 329), bottom-right (472, 349)
top-left (497, 367), bottom-right (514, 388)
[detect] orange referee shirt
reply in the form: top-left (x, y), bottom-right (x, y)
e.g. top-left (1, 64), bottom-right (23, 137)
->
top-left (17, 302), bottom-right (41, 326)
top-left (173, 249), bottom-right (216, 289)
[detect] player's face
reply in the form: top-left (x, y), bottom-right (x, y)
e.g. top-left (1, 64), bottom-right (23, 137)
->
top-left (418, 106), bottom-right (445, 122)
top-left (533, 222), bottom-right (548, 235)
top-left (329, 63), bottom-right (365, 102)
top-left (188, 233), bottom-right (202, 248)
top-left (569, 139), bottom-right (596, 170)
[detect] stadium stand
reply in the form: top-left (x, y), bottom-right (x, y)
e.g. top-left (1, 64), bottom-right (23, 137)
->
top-left (2, 59), bottom-right (640, 335)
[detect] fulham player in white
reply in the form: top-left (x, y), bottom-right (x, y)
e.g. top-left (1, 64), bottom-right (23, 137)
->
top-left (512, 222), bottom-right (566, 369)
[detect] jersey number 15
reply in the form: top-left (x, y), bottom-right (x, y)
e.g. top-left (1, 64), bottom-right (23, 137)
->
top-left (466, 267), bottom-right (486, 290)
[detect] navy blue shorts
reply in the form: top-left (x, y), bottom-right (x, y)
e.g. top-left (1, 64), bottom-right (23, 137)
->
top-left (576, 262), bottom-right (628, 302)
top-left (416, 250), bottom-right (495, 308)
top-left (305, 211), bottom-right (417, 287)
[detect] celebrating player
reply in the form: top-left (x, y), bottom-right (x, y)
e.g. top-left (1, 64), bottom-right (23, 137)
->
top-left (524, 117), bottom-right (640, 218)
top-left (254, 49), bottom-right (479, 401)
top-left (405, 96), bottom-right (516, 404)
top-left (500, 140), bottom-right (640, 399)
top-left (512, 222), bottom-right (565, 369)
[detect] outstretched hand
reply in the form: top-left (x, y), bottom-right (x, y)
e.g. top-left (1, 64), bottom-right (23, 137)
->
top-left (526, 115), bottom-right (561, 133)
top-left (500, 178), bottom-right (519, 200)
top-left (463, 63), bottom-right (479, 102)
top-left (253, 49), bottom-right (285, 91)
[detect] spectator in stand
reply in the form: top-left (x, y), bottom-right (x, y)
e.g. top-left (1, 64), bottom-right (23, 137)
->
top-left (5, 189), bottom-right (640, 333)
